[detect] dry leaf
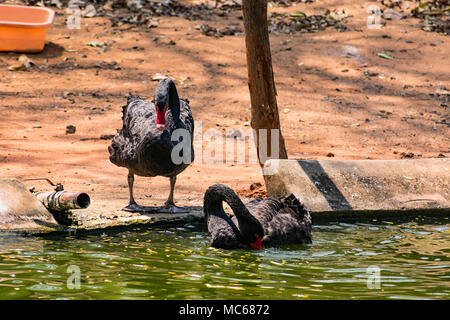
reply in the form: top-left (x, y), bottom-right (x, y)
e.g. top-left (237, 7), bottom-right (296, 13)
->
top-left (8, 55), bottom-right (34, 71)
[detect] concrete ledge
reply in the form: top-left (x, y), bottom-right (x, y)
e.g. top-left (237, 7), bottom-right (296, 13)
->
top-left (0, 178), bottom-right (203, 235)
top-left (67, 208), bottom-right (204, 235)
top-left (264, 159), bottom-right (450, 217)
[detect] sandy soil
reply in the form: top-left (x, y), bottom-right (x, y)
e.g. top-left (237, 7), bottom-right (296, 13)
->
top-left (0, 0), bottom-right (448, 211)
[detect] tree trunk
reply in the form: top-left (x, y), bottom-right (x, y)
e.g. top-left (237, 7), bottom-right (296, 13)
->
top-left (242, 0), bottom-right (288, 169)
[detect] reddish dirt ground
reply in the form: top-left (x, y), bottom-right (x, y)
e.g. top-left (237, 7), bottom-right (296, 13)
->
top-left (0, 0), bottom-right (448, 209)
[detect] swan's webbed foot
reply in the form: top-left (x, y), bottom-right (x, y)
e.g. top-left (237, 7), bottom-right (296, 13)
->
top-left (122, 202), bottom-right (189, 214)
top-left (122, 203), bottom-right (158, 213)
top-left (159, 204), bottom-right (190, 214)
top-left (162, 198), bottom-right (189, 213)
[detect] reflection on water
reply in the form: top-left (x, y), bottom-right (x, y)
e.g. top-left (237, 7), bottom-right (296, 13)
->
top-left (0, 217), bottom-right (449, 300)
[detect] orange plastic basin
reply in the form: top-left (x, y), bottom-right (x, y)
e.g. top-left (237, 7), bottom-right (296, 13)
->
top-left (0, 4), bottom-right (54, 52)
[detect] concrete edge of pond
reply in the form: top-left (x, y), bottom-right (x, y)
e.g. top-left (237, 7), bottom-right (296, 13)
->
top-left (17, 207), bottom-right (450, 237)
top-left (310, 207), bottom-right (450, 222)
top-left (0, 213), bottom-right (205, 236)
top-left (264, 158), bottom-right (449, 213)
top-left (35, 210), bottom-right (206, 237)
top-left (73, 210), bottom-right (203, 230)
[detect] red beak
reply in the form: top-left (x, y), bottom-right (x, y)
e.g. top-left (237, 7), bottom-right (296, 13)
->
top-left (156, 105), bottom-right (167, 131)
top-left (250, 234), bottom-right (263, 250)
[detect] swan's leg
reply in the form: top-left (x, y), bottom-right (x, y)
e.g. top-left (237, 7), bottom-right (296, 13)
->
top-left (128, 172), bottom-right (136, 205)
top-left (123, 171), bottom-right (148, 212)
top-left (122, 173), bottom-right (185, 213)
top-left (165, 176), bottom-right (176, 206)
top-left (162, 176), bottom-right (189, 214)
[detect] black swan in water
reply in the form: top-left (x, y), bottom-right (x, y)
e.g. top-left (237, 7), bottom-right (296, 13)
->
top-left (203, 184), bottom-right (312, 249)
top-left (108, 78), bottom-right (194, 213)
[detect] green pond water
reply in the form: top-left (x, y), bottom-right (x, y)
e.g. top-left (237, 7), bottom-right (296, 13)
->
top-left (0, 217), bottom-right (449, 300)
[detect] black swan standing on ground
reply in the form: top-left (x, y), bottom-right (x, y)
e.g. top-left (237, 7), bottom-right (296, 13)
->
top-left (203, 184), bottom-right (312, 249)
top-left (108, 78), bottom-right (194, 213)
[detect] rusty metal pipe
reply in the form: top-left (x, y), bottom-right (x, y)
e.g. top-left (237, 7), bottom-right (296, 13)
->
top-left (33, 191), bottom-right (90, 212)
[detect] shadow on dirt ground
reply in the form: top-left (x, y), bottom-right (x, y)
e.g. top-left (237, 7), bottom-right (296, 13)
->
top-left (0, 0), bottom-right (448, 208)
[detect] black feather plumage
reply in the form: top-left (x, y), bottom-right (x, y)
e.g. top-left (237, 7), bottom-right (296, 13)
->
top-left (108, 78), bottom-right (194, 211)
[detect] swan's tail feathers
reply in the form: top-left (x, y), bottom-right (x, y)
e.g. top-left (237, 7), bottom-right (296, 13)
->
top-left (108, 134), bottom-right (134, 168)
top-left (126, 94), bottom-right (133, 103)
top-left (281, 194), bottom-right (309, 220)
top-left (125, 92), bottom-right (141, 104)
top-left (121, 103), bottom-right (127, 122)
top-left (122, 93), bottom-right (135, 123)
top-left (118, 101), bottom-right (131, 138)
top-left (121, 96), bottom-right (144, 132)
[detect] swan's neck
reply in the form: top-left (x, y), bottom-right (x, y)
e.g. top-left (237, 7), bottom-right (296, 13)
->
top-left (155, 78), bottom-right (183, 129)
top-left (204, 185), bottom-right (263, 243)
top-left (166, 81), bottom-right (182, 127)
top-left (204, 185), bottom-right (251, 220)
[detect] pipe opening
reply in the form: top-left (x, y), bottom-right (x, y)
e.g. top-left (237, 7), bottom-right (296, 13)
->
top-left (76, 193), bottom-right (90, 209)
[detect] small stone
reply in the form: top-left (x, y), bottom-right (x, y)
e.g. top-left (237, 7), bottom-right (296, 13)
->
top-left (364, 70), bottom-right (379, 77)
top-left (382, 9), bottom-right (403, 20)
top-left (250, 182), bottom-right (262, 191)
top-left (66, 125), bottom-right (76, 134)
top-left (400, 152), bottom-right (414, 158)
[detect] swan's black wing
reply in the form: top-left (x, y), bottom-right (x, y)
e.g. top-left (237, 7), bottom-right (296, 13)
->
top-left (262, 208), bottom-right (312, 246)
top-left (247, 194), bottom-right (312, 246)
top-left (246, 197), bottom-right (284, 224)
top-left (108, 97), bottom-right (149, 167)
top-left (108, 97), bottom-right (158, 169)
top-left (124, 97), bottom-right (160, 143)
